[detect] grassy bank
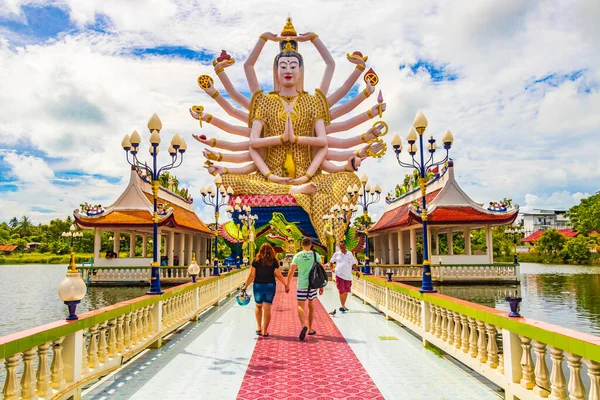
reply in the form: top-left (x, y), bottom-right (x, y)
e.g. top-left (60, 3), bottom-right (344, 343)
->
top-left (0, 253), bottom-right (95, 265)
top-left (496, 253), bottom-right (600, 266)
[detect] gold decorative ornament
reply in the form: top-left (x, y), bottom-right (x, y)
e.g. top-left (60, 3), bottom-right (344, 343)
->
top-left (224, 167), bottom-right (229, 174)
top-left (192, 105), bottom-right (204, 127)
top-left (346, 52), bottom-right (368, 62)
top-left (355, 64), bottom-right (366, 72)
top-left (265, 171), bottom-right (272, 179)
top-left (281, 17), bottom-right (297, 37)
top-left (364, 68), bottom-right (379, 86)
top-left (210, 91), bottom-right (219, 99)
top-left (362, 88), bottom-right (371, 98)
top-left (310, 34), bottom-right (318, 42)
top-left (206, 114), bottom-right (213, 123)
top-left (365, 138), bottom-right (387, 159)
top-left (372, 120), bottom-right (389, 137)
top-left (197, 75), bottom-right (214, 90)
top-left (214, 67), bottom-right (224, 75)
top-left (211, 138), bottom-right (217, 146)
top-left (361, 133), bottom-right (368, 143)
top-left (260, 34), bottom-right (267, 41)
top-left (279, 135), bottom-right (284, 144)
top-left (304, 173), bottom-right (312, 179)
top-left (367, 109), bottom-right (374, 119)
top-left (378, 103), bottom-right (383, 118)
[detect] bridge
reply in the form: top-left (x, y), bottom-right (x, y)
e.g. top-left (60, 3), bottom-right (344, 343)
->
top-left (1, 268), bottom-right (599, 399)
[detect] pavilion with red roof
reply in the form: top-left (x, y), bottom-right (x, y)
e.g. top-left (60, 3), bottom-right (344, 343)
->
top-left (74, 167), bottom-right (213, 267)
top-left (370, 160), bottom-right (519, 265)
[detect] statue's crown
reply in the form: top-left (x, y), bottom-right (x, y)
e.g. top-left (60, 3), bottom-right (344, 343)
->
top-left (280, 17), bottom-right (297, 37)
top-left (280, 40), bottom-right (298, 52)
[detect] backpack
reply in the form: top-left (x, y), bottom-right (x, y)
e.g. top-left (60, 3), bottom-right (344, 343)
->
top-left (308, 250), bottom-right (328, 290)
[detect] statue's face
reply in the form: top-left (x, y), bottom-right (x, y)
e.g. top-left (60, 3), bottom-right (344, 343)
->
top-left (277, 56), bottom-right (300, 88)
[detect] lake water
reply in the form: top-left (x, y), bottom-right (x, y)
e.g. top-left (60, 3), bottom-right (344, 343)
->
top-left (1, 262), bottom-right (599, 337)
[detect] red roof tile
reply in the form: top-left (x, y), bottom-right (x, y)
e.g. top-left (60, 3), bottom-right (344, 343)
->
top-left (521, 229), bottom-right (578, 243)
top-left (425, 206), bottom-right (519, 224)
top-left (371, 189), bottom-right (441, 233)
top-left (0, 245), bottom-right (17, 251)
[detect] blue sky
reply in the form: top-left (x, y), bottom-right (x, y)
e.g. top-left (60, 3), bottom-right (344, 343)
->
top-left (0, 0), bottom-right (599, 224)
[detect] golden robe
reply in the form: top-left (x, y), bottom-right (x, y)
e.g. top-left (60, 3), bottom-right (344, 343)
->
top-left (223, 89), bottom-right (360, 245)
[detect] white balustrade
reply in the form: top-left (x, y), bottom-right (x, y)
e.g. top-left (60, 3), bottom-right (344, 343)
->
top-left (350, 274), bottom-right (600, 400)
top-left (0, 268), bottom-right (249, 399)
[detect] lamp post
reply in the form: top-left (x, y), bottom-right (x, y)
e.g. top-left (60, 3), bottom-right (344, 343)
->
top-left (226, 197), bottom-right (243, 269)
top-left (239, 205), bottom-right (258, 263)
top-left (391, 111), bottom-right (454, 293)
top-left (121, 113), bottom-right (187, 295)
top-left (504, 226), bottom-right (523, 265)
top-left (200, 174), bottom-right (233, 276)
top-left (331, 196), bottom-right (359, 237)
top-left (351, 175), bottom-right (381, 275)
top-left (58, 224), bottom-right (86, 320)
top-left (188, 253), bottom-right (200, 282)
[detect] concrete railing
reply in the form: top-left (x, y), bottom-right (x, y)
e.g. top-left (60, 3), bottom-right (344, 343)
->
top-left (0, 268), bottom-right (249, 400)
top-left (370, 263), bottom-right (520, 283)
top-left (352, 274), bottom-right (600, 400)
top-left (80, 266), bottom-right (236, 285)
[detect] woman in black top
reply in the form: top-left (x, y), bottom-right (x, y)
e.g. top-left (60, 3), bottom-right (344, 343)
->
top-left (242, 243), bottom-right (289, 336)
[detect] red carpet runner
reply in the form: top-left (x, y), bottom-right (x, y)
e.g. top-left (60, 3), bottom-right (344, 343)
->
top-left (237, 280), bottom-right (384, 399)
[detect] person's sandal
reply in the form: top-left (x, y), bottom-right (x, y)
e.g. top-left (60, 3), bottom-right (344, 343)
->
top-left (255, 330), bottom-right (262, 335)
top-left (262, 332), bottom-right (269, 337)
top-left (308, 329), bottom-right (316, 336)
top-left (299, 326), bottom-right (308, 340)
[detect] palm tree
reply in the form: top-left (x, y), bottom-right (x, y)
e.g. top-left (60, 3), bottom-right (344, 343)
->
top-left (19, 215), bottom-right (32, 238)
top-left (8, 217), bottom-right (18, 229)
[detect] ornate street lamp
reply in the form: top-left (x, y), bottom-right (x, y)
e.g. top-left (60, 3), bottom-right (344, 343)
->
top-left (349, 175), bottom-right (381, 274)
top-left (122, 113), bottom-right (187, 295)
top-left (58, 224), bottom-right (86, 320)
top-left (188, 253), bottom-right (200, 282)
top-left (331, 195), bottom-right (359, 237)
top-left (226, 197), bottom-right (243, 269)
top-left (200, 174), bottom-right (233, 276)
top-left (391, 111), bottom-right (453, 293)
top-left (239, 205), bottom-right (258, 264)
top-left (504, 226), bottom-right (523, 265)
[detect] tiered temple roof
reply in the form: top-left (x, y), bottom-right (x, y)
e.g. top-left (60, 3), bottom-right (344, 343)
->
top-left (74, 167), bottom-right (211, 234)
top-left (371, 160), bottom-right (518, 233)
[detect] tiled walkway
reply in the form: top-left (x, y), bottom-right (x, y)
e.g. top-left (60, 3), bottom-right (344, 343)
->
top-left (84, 281), bottom-right (502, 400)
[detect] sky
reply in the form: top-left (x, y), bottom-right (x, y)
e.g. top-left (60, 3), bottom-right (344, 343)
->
top-left (0, 0), bottom-right (599, 226)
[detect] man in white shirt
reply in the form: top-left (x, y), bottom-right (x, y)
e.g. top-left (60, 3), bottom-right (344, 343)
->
top-left (329, 240), bottom-right (357, 312)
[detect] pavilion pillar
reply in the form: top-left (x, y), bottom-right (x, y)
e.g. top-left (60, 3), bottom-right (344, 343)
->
top-left (447, 231), bottom-right (453, 255)
top-left (433, 228), bottom-right (439, 256)
top-left (464, 227), bottom-right (471, 255)
top-left (129, 233), bottom-right (136, 258)
top-left (397, 230), bottom-right (405, 264)
top-left (185, 233), bottom-right (193, 266)
top-left (93, 228), bottom-right (101, 262)
top-left (485, 225), bottom-right (493, 263)
top-left (168, 231), bottom-right (175, 267)
top-left (388, 233), bottom-right (395, 264)
top-left (200, 237), bottom-right (207, 263)
top-left (427, 230), bottom-right (433, 260)
top-left (409, 228), bottom-right (417, 265)
top-left (381, 234), bottom-right (389, 264)
top-left (142, 235), bottom-right (148, 258)
top-left (178, 233), bottom-right (185, 267)
top-left (113, 231), bottom-right (120, 254)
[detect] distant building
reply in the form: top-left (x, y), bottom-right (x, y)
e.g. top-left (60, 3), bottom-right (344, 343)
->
top-left (0, 245), bottom-right (18, 255)
top-left (522, 209), bottom-right (570, 235)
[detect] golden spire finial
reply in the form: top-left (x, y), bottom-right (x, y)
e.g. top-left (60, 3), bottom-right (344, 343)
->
top-left (281, 17), bottom-right (296, 37)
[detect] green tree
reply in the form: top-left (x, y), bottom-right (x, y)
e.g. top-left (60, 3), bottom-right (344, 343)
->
top-left (536, 229), bottom-right (566, 256)
top-left (19, 215), bottom-right (32, 237)
top-left (561, 236), bottom-right (591, 264)
top-left (352, 214), bottom-right (373, 232)
top-left (8, 217), bottom-right (19, 229)
top-left (566, 192), bottom-right (600, 235)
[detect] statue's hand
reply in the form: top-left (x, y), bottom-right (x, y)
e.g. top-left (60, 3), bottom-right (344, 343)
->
top-left (261, 32), bottom-right (280, 42)
top-left (282, 114), bottom-right (293, 142)
top-left (213, 58), bottom-right (235, 71)
top-left (370, 102), bottom-right (386, 118)
top-left (364, 81), bottom-right (375, 97)
top-left (269, 175), bottom-right (292, 184)
top-left (203, 164), bottom-right (225, 176)
top-left (347, 53), bottom-right (366, 68)
top-left (189, 108), bottom-right (200, 120)
top-left (346, 156), bottom-right (362, 172)
top-left (192, 134), bottom-right (217, 147)
top-left (296, 32), bottom-right (316, 43)
top-left (202, 149), bottom-right (220, 161)
top-left (360, 141), bottom-right (383, 158)
top-left (289, 176), bottom-right (309, 185)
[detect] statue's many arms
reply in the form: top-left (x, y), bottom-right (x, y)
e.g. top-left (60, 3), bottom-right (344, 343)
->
top-left (190, 18), bottom-right (388, 244)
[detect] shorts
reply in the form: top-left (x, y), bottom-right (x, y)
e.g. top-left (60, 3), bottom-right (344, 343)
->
top-left (296, 288), bottom-right (318, 301)
top-left (253, 283), bottom-right (276, 304)
top-left (336, 277), bottom-right (352, 294)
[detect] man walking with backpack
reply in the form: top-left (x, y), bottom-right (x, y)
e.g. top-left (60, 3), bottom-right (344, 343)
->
top-left (288, 237), bottom-right (327, 340)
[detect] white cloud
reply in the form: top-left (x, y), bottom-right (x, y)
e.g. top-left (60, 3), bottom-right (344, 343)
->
top-left (0, 0), bottom-right (599, 226)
